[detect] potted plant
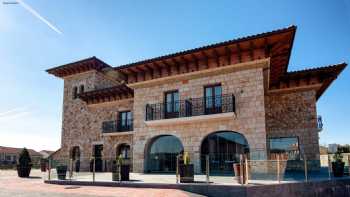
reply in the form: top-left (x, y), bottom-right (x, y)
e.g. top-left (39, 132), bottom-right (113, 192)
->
top-left (56, 165), bottom-right (68, 180)
top-left (40, 158), bottom-right (47, 172)
top-left (75, 160), bottom-right (80, 172)
top-left (17, 148), bottom-right (32, 178)
top-left (179, 152), bottom-right (194, 183)
top-left (332, 150), bottom-right (345, 177)
top-left (112, 155), bottom-right (130, 181)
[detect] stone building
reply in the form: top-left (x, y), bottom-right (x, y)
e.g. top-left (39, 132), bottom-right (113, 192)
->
top-left (47, 26), bottom-right (346, 173)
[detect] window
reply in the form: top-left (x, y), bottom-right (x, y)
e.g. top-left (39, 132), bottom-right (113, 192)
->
top-left (204, 84), bottom-right (222, 114)
top-left (269, 137), bottom-right (300, 160)
top-left (79, 85), bottom-right (84, 93)
top-left (146, 135), bottom-right (183, 172)
top-left (5, 155), bottom-right (12, 161)
top-left (72, 86), bottom-right (78, 99)
top-left (117, 144), bottom-right (130, 159)
top-left (164, 90), bottom-right (179, 118)
top-left (119, 111), bottom-right (132, 131)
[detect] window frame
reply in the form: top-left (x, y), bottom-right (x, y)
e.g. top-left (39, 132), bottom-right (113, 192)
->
top-left (118, 111), bottom-right (132, 131)
top-left (204, 84), bottom-right (222, 114)
top-left (164, 90), bottom-right (180, 118)
top-left (268, 137), bottom-right (300, 160)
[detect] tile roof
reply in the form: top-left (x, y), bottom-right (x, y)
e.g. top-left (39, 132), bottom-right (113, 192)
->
top-left (0, 146), bottom-right (42, 157)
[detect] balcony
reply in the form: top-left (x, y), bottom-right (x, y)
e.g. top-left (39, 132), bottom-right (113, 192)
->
top-left (145, 94), bottom-right (235, 125)
top-left (317, 115), bottom-right (323, 131)
top-left (102, 119), bottom-right (133, 135)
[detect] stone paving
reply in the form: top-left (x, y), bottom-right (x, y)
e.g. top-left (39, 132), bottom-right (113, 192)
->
top-left (0, 170), bottom-right (204, 197)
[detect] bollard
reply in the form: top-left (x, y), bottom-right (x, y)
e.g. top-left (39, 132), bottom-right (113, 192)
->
top-left (348, 155), bottom-right (350, 177)
top-left (240, 154), bottom-right (243, 185)
top-left (118, 162), bottom-right (121, 183)
top-left (176, 155), bottom-right (179, 184)
top-left (277, 154), bottom-right (280, 183)
top-left (69, 159), bottom-right (73, 180)
top-left (92, 157), bottom-right (96, 182)
top-left (48, 159), bottom-right (51, 181)
top-left (328, 154), bottom-right (331, 180)
top-left (304, 155), bottom-right (308, 182)
top-left (245, 154), bottom-right (249, 185)
top-left (206, 155), bottom-right (210, 184)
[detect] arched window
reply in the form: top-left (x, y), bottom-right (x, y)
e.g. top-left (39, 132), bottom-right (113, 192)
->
top-left (72, 86), bottom-right (78, 99)
top-left (146, 135), bottom-right (183, 173)
top-left (79, 85), bottom-right (85, 93)
top-left (117, 144), bottom-right (130, 159)
top-left (201, 131), bottom-right (249, 174)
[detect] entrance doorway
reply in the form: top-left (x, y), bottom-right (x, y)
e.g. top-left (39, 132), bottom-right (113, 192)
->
top-left (201, 131), bottom-right (249, 174)
top-left (145, 135), bottom-right (183, 173)
top-left (92, 144), bottom-right (103, 172)
top-left (70, 146), bottom-right (80, 172)
top-left (117, 144), bottom-right (130, 159)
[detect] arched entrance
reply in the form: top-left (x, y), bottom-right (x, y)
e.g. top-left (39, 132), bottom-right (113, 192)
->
top-left (70, 146), bottom-right (80, 172)
top-left (116, 144), bottom-right (131, 159)
top-left (145, 135), bottom-right (183, 173)
top-left (201, 131), bottom-right (249, 174)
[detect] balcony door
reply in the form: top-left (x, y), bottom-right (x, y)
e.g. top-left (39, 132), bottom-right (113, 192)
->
top-left (119, 111), bottom-right (132, 131)
top-left (164, 91), bottom-right (179, 119)
top-left (204, 84), bottom-right (222, 114)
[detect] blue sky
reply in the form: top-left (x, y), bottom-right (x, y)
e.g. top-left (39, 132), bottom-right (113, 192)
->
top-left (0, 0), bottom-right (349, 151)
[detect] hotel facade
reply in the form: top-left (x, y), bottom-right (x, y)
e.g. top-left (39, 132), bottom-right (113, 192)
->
top-left (47, 26), bottom-right (346, 173)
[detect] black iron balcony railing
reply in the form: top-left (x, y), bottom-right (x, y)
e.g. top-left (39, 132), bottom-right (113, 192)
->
top-left (317, 115), bottom-right (323, 131)
top-left (102, 119), bottom-right (133, 133)
top-left (145, 94), bottom-right (235, 121)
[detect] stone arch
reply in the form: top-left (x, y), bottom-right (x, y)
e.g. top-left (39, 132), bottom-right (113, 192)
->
top-left (69, 146), bottom-right (81, 160)
top-left (144, 135), bottom-right (184, 173)
top-left (200, 130), bottom-right (249, 174)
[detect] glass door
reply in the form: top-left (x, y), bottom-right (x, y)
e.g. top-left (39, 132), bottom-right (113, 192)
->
top-left (205, 85), bottom-right (222, 114)
top-left (164, 91), bottom-right (179, 119)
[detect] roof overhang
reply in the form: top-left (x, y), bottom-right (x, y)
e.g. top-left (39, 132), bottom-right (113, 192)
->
top-left (115, 26), bottom-right (296, 86)
top-left (269, 63), bottom-right (347, 99)
top-left (46, 57), bottom-right (111, 78)
top-left (78, 84), bottom-right (134, 105)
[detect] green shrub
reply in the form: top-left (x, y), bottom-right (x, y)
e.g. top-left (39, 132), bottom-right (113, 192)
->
top-left (333, 150), bottom-right (343, 163)
top-left (18, 148), bottom-right (32, 167)
top-left (183, 152), bottom-right (191, 165)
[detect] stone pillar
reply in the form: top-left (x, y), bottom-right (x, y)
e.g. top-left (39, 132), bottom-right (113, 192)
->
top-left (132, 135), bottom-right (146, 173)
top-left (193, 151), bottom-right (201, 174)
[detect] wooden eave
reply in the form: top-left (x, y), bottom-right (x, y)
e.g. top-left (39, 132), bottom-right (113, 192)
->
top-left (78, 85), bottom-right (134, 105)
top-left (270, 63), bottom-right (347, 99)
top-left (115, 26), bottom-right (296, 85)
top-left (46, 57), bottom-right (111, 78)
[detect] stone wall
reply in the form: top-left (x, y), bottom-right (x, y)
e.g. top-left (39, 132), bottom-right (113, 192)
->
top-left (53, 60), bottom-right (322, 173)
top-left (265, 90), bottom-right (320, 169)
top-left (132, 62), bottom-right (267, 173)
top-left (55, 70), bottom-right (133, 170)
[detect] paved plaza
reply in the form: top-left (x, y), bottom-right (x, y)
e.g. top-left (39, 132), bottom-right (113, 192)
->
top-left (0, 170), bottom-right (204, 197)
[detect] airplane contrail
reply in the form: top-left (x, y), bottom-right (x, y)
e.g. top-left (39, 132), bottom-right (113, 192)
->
top-left (16, 0), bottom-right (63, 34)
top-left (0, 107), bottom-right (28, 117)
